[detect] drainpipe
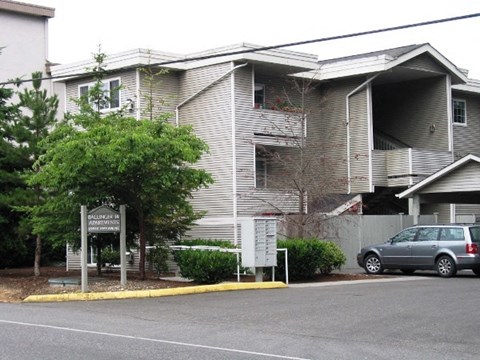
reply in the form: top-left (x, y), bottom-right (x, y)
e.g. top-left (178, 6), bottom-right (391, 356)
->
top-left (345, 74), bottom-right (380, 194)
top-left (175, 62), bottom-right (248, 126)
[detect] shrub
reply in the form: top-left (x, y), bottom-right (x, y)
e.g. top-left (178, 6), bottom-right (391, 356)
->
top-left (148, 244), bottom-right (170, 275)
top-left (173, 239), bottom-right (238, 284)
top-left (275, 239), bottom-right (346, 281)
top-left (101, 248), bottom-right (120, 266)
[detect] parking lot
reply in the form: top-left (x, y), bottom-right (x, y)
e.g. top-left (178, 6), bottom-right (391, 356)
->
top-left (1, 273), bottom-right (479, 359)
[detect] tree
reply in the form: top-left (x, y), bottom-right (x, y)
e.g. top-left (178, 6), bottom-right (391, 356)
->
top-left (14, 72), bottom-right (59, 275)
top-left (243, 75), bottom-right (347, 239)
top-left (31, 113), bottom-right (213, 279)
top-left (0, 86), bottom-right (28, 267)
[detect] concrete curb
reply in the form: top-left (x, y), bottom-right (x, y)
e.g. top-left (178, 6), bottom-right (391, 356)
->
top-left (23, 281), bottom-right (288, 303)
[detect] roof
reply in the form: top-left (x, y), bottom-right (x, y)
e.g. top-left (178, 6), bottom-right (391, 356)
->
top-left (304, 43), bottom-right (468, 84)
top-left (0, 0), bottom-right (54, 18)
top-left (51, 43), bottom-right (320, 81)
top-left (317, 44), bottom-right (425, 65)
top-left (396, 154), bottom-right (480, 199)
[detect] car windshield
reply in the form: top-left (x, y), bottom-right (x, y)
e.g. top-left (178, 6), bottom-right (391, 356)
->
top-left (469, 226), bottom-right (480, 243)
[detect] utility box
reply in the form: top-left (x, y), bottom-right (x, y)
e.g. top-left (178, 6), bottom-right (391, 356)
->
top-left (241, 217), bottom-right (277, 267)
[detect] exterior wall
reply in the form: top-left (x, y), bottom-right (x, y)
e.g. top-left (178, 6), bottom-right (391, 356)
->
top-left (422, 203), bottom-right (451, 224)
top-left (137, 69), bottom-right (179, 121)
top-left (452, 91), bottom-right (480, 158)
top-left (373, 76), bottom-right (449, 151)
top-left (62, 69), bottom-right (179, 119)
top-left (419, 162), bottom-right (480, 193)
top-left (348, 86), bottom-right (370, 193)
top-left (0, 3), bottom-right (54, 97)
top-left (310, 77), bottom-right (369, 194)
top-left (177, 62), bottom-right (235, 239)
top-left (401, 53), bottom-right (447, 73)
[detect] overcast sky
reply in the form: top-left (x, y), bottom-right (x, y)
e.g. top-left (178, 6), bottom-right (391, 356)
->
top-left (28, 0), bottom-right (480, 78)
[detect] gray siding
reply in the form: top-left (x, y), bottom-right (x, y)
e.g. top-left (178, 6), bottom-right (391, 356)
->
top-left (401, 54), bottom-right (447, 74)
top-left (373, 76), bottom-right (449, 151)
top-left (420, 162), bottom-right (480, 193)
top-left (349, 87), bottom-right (370, 193)
top-left (64, 70), bottom-right (137, 114)
top-left (177, 63), bottom-right (234, 239)
top-left (234, 65), bottom-right (326, 215)
top-left (137, 70), bottom-right (179, 121)
top-left (452, 91), bottom-right (480, 158)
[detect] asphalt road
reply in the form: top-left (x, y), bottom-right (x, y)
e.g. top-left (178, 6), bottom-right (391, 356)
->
top-left (1, 273), bottom-right (480, 359)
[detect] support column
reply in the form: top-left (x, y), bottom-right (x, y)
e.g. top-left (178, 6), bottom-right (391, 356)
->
top-left (409, 195), bottom-right (421, 225)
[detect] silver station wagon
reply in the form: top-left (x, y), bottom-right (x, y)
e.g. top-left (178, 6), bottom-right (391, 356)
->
top-left (357, 224), bottom-right (480, 278)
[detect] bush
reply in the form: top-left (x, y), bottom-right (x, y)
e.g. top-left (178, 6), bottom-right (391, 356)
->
top-left (148, 244), bottom-right (170, 275)
top-left (173, 239), bottom-right (238, 284)
top-left (275, 239), bottom-right (346, 281)
top-left (101, 248), bottom-right (120, 266)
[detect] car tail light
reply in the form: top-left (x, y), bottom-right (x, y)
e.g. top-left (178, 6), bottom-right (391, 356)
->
top-left (466, 243), bottom-right (478, 254)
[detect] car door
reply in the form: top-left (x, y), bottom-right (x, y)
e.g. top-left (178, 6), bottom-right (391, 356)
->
top-left (380, 227), bottom-right (418, 266)
top-left (410, 227), bottom-right (440, 267)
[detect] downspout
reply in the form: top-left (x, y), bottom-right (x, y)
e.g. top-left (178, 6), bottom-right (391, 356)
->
top-left (175, 62), bottom-right (248, 126)
top-left (345, 73), bottom-right (380, 194)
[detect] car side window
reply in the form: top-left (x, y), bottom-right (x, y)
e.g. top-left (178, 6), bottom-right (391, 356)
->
top-left (391, 228), bottom-right (417, 243)
top-left (416, 227), bottom-right (440, 242)
top-left (469, 227), bottom-right (480, 243)
top-left (439, 228), bottom-right (465, 241)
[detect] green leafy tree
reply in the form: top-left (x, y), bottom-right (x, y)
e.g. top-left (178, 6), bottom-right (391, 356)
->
top-left (31, 113), bottom-right (213, 279)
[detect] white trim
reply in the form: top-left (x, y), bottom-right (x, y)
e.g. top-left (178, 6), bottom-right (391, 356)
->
top-left (396, 154), bottom-right (480, 198)
top-left (52, 44), bottom-right (318, 81)
top-left (446, 75), bottom-right (453, 153)
top-left (452, 98), bottom-right (467, 126)
top-left (77, 77), bottom-right (122, 112)
top-left (135, 68), bottom-right (140, 120)
top-left (231, 62), bottom-right (238, 245)
top-left (367, 81), bottom-right (374, 192)
top-left (450, 204), bottom-right (456, 224)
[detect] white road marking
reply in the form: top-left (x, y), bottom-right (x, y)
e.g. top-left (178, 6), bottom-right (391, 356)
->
top-left (0, 319), bottom-right (310, 360)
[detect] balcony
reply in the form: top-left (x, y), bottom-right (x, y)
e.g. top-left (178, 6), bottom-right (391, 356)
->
top-left (372, 148), bottom-right (452, 187)
top-left (252, 108), bottom-right (305, 147)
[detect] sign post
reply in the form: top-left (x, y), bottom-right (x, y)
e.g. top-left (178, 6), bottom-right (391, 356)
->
top-left (80, 205), bottom-right (88, 292)
top-left (81, 205), bottom-right (126, 292)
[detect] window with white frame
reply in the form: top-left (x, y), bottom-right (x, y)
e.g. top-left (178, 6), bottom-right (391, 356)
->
top-left (452, 99), bottom-right (467, 125)
top-left (254, 83), bottom-right (265, 109)
top-left (79, 78), bottom-right (121, 111)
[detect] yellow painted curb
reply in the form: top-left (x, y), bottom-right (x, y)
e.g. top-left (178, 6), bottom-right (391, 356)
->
top-left (23, 281), bottom-right (287, 303)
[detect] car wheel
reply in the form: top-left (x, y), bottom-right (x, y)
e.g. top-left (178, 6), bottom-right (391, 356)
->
top-left (364, 254), bottom-right (384, 275)
top-left (472, 268), bottom-right (480, 277)
top-left (435, 255), bottom-right (457, 278)
top-left (400, 269), bottom-right (415, 275)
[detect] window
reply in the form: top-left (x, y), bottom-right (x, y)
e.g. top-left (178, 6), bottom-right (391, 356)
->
top-left (79, 78), bottom-right (121, 111)
top-left (255, 156), bottom-right (267, 188)
top-left (439, 227), bottom-right (465, 241)
top-left (416, 227), bottom-right (440, 241)
top-left (391, 228), bottom-right (417, 243)
top-left (254, 83), bottom-right (265, 109)
top-left (452, 99), bottom-right (466, 125)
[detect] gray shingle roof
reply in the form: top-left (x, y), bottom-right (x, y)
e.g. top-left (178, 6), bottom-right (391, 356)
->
top-left (318, 44), bottom-right (428, 65)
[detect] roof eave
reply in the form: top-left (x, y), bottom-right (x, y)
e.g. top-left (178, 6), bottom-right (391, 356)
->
top-left (396, 154), bottom-right (480, 199)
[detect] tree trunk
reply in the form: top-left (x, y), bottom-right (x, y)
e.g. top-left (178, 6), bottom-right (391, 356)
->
top-left (138, 208), bottom-right (146, 280)
top-left (34, 234), bottom-right (41, 276)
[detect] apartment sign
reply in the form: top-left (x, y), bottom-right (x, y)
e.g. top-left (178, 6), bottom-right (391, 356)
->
top-left (87, 205), bottom-right (121, 233)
